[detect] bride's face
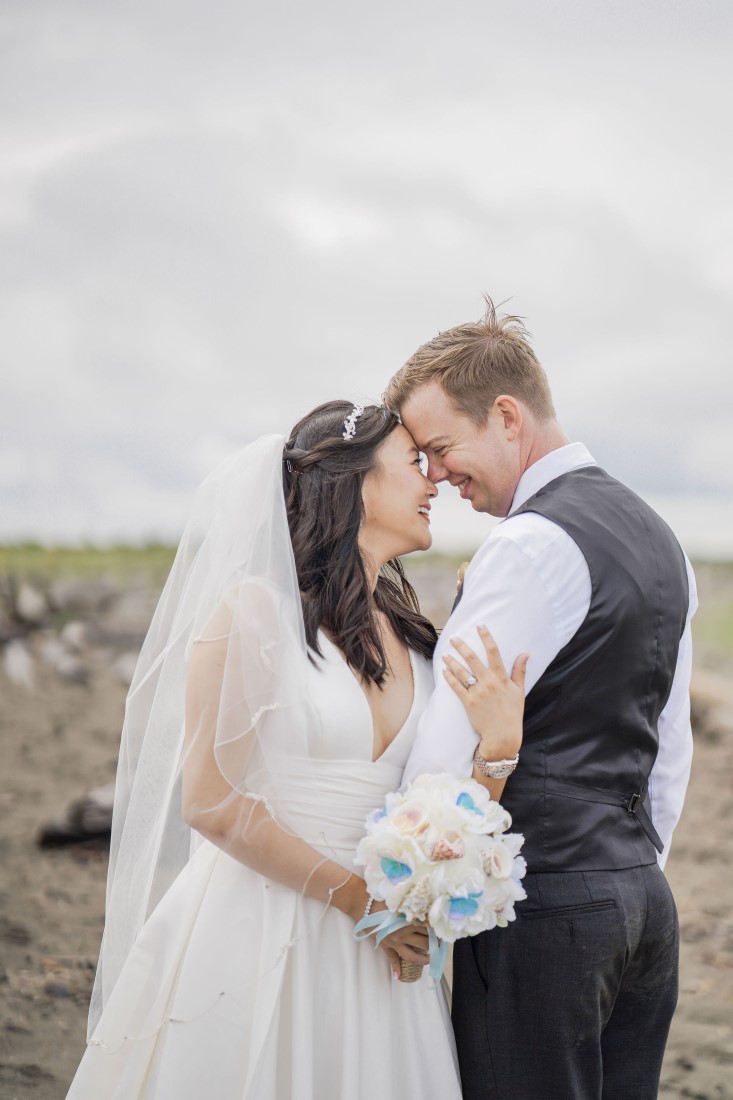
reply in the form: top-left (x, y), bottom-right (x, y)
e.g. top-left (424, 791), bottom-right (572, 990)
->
top-left (359, 425), bottom-right (437, 562)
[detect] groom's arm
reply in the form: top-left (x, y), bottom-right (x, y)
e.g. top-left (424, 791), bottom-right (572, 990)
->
top-left (403, 517), bottom-right (591, 784)
top-left (648, 555), bottom-right (697, 869)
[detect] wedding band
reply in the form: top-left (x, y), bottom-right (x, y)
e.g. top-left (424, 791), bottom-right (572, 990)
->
top-left (465, 675), bottom-right (478, 689)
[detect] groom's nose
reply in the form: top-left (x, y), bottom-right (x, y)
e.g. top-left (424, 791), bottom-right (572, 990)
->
top-left (426, 458), bottom-right (448, 483)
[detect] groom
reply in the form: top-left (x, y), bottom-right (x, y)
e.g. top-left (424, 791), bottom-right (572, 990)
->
top-left (385, 301), bottom-right (696, 1100)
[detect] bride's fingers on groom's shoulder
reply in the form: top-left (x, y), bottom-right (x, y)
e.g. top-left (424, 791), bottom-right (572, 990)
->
top-left (447, 636), bottom-right (486, 679)
top-left (511, 652), bottom-right (530, 688)
top-left (442, 664), bottom-right (465, 696)
top-left (476, 625), bottom-right (507, 677)
top-left (442, 653), bottom-right (467, 678)
top-left (442, 656), bottom-right (475, 695)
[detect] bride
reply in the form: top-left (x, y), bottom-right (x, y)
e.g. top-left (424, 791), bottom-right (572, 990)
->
top-left (67, 400), bottom-right (525, 1099)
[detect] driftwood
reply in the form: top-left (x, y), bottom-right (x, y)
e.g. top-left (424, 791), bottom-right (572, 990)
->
top-left (36, 783), bottom-right (116, 848)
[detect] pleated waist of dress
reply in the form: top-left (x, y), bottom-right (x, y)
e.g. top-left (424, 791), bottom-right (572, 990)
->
top-left (254, 756), bottom-right (403, 853)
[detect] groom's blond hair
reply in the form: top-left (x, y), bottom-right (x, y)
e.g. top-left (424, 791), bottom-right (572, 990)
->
top-left (384, 296), bottom-right (555, 425)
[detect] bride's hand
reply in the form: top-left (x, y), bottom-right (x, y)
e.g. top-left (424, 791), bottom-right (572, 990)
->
top-left (370, 902), bottom-right (429, 979)
top-left (442, 625), bottom-right (529, 760)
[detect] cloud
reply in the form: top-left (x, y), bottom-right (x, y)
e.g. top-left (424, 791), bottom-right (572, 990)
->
top-left (1, 0), bottom-right (731, 554)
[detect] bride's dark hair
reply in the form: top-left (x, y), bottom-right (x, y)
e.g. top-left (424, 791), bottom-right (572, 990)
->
top-left (283, 400), bottom-right (437, 686)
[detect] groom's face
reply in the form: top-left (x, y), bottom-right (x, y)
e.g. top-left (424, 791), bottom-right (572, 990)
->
top-left (399, 381), bottom-right (521, 517)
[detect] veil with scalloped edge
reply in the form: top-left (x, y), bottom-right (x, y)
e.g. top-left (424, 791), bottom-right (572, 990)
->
top-left (88, 434), bottom-right (339, 1038)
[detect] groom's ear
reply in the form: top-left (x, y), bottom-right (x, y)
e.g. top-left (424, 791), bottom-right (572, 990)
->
top-left (493, 395), bottom-right (522, 441)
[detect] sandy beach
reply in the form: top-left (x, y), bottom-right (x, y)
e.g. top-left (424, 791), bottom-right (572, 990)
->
top-left (1, 555), bottom-right (731, 1099)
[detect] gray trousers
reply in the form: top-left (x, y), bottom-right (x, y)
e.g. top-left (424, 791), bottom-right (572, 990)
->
top-left (452, 863), bottom-right (679, 1100)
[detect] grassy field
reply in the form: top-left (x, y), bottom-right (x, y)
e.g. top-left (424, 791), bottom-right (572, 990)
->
top-left (1, 544), bottom-right (731, 664)
top-left (0, 542), bottom-right (177, 584)
top-left (686, 560), bottom-right (733, 667)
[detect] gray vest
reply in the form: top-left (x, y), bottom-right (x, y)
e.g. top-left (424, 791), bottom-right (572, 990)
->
top-left (500, 465), bottom-right (689, 872)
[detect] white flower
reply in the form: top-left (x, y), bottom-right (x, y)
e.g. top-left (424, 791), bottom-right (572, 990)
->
top-left (510, 854), bottom-right (527, 882)
top-left (498, 831), bottom-right (525, 857)
top-left (355, 831), bottom-right (429, 909)
top-left (482, 873), bottom-right (526, 912)
top-left (479, 837), bottom-right (514, 879)
top-left (410, 773), bottom-right (462, 795)
top-left (364, 806), bottom-right (388, 831)
top-left (357, 774), bottom-right (528, 939)
top-left (392, 807), bottom-right (430, 835)
top-left (452, 784), bottom-right (511, 835)
top-left (428, 889), bottom-right (499, 943)
top-left (429, 854), bottom-right (484, 897)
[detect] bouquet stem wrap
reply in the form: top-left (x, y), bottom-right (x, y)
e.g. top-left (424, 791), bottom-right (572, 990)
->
top-left (352, 773), bottom-right (527, 985)
top-left (353, 910), bottom-right (449, 982)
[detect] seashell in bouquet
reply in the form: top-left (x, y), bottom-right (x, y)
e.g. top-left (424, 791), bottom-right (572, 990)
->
top-left (354, 773), bottom-right (527, 982)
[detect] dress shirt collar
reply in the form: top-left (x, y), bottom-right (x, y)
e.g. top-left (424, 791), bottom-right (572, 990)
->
top-left (509, 442), bottom-right (597, 514)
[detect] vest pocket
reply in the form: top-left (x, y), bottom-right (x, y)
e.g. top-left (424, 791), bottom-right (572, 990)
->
top-left (520, 899), bottom-right (616, 921)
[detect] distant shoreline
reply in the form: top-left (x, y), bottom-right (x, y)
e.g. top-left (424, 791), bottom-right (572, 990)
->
top-left (1, 545), bottom-right (731, 673)
top-left (1, 542), bottom-right (733, 574)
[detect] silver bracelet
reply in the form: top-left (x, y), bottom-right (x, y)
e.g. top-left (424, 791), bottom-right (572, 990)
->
top-left (473, 745), bottom-right (520, 779)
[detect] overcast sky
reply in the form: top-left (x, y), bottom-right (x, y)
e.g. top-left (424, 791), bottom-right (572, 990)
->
top-left (1, 0), bottom-right (731, 556)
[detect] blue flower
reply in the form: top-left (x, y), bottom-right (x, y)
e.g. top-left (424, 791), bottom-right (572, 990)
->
top-left (448, 891), bottom-right (483, 920)
top-left (456, 791), bottom-right (482, 815)
top-left (380, 857), bottom-right (413, 884)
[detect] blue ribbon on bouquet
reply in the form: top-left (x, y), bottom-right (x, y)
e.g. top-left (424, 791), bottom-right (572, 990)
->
top-left (353, 909), bottom-right (449, 982)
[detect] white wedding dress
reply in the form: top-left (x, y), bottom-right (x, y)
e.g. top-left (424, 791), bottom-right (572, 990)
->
top-left (67, 634), bottom-right (462, 1099)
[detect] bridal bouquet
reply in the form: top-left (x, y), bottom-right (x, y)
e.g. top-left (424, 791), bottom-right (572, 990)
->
top-left (354, 773), bottom-right (526, 980)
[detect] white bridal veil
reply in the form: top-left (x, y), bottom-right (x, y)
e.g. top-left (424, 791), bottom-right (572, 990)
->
top-left (89, 434), bottom-right (340, 1036)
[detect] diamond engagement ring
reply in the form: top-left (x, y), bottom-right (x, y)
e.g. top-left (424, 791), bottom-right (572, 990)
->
top-left (465, 675), bottom-right (478, 689)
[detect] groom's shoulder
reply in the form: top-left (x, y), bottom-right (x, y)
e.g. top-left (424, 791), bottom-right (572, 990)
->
top-left (471, 510), bottom-right (574, 571)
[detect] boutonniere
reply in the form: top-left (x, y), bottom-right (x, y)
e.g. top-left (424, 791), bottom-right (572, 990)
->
top-left (456, 561), bottom-right (470, 597)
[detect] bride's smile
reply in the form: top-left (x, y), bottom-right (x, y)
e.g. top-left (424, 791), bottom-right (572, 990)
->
top-left (358, 423), bottom-right (438, 563)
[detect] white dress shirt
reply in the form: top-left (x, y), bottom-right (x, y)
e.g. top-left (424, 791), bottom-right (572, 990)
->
top-left (403, 443), bottom-right (697, 870)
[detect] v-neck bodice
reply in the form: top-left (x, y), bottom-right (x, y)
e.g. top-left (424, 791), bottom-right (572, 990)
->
top-left (306, 631), bottom-right (434, 769)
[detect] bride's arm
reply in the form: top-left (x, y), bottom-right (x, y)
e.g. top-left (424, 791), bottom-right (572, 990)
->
top-left (182, 622), bottom-right (428, 974)
top-left (442, 625), bottom-right (528, 799)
